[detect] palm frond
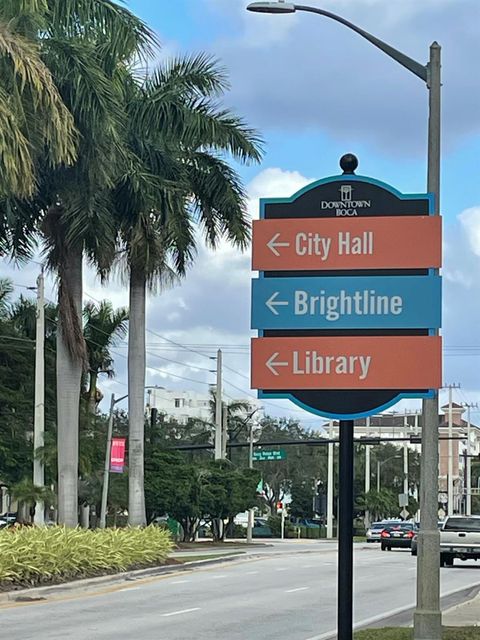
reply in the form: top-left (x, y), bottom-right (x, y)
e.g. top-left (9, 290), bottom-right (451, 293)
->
top-left (0, 21), bottom-right (77, 197)
top-left (187, 152), bottom-right (251, 250)
top-left (182, 100), bottom-right (264, 164)
top-left (144, 53), bottom-right (228, 98)
top-left (47, 0), bottom-right (158, 62)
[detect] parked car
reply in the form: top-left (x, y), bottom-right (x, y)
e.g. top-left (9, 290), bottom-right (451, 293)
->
top-left (290, 517), bottom-right (321, 529)
top-left (381, 523), bottom-right (416, 551)
top-left (252, 518), bottom-right (273, 538)
top-left (440, 515), bottom-right (480, 567)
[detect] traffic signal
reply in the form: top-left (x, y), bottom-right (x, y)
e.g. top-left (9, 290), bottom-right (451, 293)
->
top-left (276, 501), bottom-right (283, 514)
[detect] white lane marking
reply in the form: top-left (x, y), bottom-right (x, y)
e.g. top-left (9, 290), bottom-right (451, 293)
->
top-left (120, 586), bottom-right (141, 591)
top-left (170, 580), bottom-right (191, 585)
top-left (275, 567), bottom-right (288, 571)
top-left (285, 587), bottom-right (310, 593)
top-left (162, 607), bottom-right (201, 618)
top-left (209, 574), bottom-right (227, 579)
top-left (246, 571), bottom-right (259, 575)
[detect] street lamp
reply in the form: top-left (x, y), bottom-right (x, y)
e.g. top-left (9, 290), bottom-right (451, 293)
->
top-left (245, 5), bottom-right (441, 640)
top-left (376, 455), bottom-right (402, 493)
top-left (99, 386), bottom-right (162, 529)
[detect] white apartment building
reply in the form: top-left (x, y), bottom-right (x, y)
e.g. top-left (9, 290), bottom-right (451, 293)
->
top-left (146, 386), bottom-right (264, 424)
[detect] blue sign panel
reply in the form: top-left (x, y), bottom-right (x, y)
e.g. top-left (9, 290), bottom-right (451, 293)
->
top-left (252, 275), bottom-right (441, 330)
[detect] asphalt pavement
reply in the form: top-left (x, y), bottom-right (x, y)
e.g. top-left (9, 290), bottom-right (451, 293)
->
top-left (1, 544), bottom-right (480, 640)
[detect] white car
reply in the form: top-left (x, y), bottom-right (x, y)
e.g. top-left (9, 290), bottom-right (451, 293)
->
top-left (366, 522), bottom-right (385, 542)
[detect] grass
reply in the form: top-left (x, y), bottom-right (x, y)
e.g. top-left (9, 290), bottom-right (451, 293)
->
top-left (355, 628), bottom-right (480, 639)
top-left (0, 526), bottom-right (173, 589)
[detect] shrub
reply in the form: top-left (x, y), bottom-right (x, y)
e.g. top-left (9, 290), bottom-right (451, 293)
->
top-left (0, 525), bottom-right (173, 588)
top-left (267, 515), bottom-right (295, 538)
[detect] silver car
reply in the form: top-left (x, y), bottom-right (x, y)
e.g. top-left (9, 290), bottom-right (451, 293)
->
top-left (366, 522), bottom-right (385, 542)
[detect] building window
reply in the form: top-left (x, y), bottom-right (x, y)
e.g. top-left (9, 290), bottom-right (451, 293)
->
top-left (174, 398), bottom-right (182, 408)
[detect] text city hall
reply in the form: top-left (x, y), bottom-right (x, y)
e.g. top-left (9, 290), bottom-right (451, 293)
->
top-left (295, 231), bottom-right (373, 259)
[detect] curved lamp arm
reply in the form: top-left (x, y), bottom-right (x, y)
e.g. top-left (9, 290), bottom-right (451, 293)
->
top-left (247, 2), bottom-right (428, 82)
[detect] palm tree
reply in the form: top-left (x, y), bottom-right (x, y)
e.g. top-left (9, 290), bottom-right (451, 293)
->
top-left (83, 300), bottom-right (128, 416)
top-left (4, 1), bottom-right (156, 526)
top-left (113, 55), bottom-right (263, 526)
top-left (11, 479), bottom-right (55, 524)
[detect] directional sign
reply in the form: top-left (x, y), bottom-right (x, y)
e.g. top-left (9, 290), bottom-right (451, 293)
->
top-left (252, 216), bottom-right (441, 272)
top-left (252, 449), bottom-right (286, 461)
top-left (252, 336), bottom-right (441, 390)
top-left (251, 275), bottom-right (441, 330)
top-left (250, 166), bottom-right (442, 419)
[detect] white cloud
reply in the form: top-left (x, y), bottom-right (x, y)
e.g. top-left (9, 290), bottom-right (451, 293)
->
top-left (459, 206), bottom-right (480, 257)
top-left (247, 167), bottom-right (313, 218)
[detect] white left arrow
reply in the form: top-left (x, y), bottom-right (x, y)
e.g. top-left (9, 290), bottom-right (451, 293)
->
top-left (266, 352), bottom-right (289, 376)
top-left (267, 233), bottom-right (290, 257)
top-left (266, 292), bottom-right (289, 315)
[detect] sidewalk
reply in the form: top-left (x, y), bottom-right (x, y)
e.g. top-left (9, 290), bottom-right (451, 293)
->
top-left (442, 588), bottom-right (480, 627)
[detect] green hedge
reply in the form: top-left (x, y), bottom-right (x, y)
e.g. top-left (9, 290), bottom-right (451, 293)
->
top-left (0, 526), bottom-right (173, 588)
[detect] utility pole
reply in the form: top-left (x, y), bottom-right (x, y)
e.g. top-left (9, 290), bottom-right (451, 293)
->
top-left (222, 403), bottom-right (228, 460)
top-left (215, 349), bottom-right (223, 460)
top-left (33, 268), bottom-right (45, 526)
top-left (446, 384), bottom-right (461, 515)
top-left (100, 393), bottom-right (116, 529)
top-left (403, 413), bottom-right (409, 498)
top-left (463, 402), bottom-right (477, 516)
top-left (364, 417), bottom-right (371, 529)
top-left (247, 421), bottom-right (255, 544)
top-left (326, 420), bottom-right (334, 539)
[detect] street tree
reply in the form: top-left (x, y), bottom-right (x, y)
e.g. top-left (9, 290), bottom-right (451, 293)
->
top-left (113, 54), bottom-right (262, 526)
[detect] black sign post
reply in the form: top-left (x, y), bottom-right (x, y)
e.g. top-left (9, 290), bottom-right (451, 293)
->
top-left (338, 420), bottom-right (354, 640)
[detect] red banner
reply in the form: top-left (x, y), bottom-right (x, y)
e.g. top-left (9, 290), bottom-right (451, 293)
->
top-left (110, 437), bottom-right (126, 473)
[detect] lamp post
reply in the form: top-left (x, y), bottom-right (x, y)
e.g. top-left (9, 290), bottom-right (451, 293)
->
top-left (99, 386), bottom-right (162, 529)
top-left (377, 455), bottom-right (402, 493)
top-left (246, 4), bottom-right (441, 639)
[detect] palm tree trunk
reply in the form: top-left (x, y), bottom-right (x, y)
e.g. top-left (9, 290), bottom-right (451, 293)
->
top-left (57, 247), bottom-right (83, 527)
top-left (88, 371), bottom-right (98, 418)
top-left (128, 265), bottom-right (147, 526)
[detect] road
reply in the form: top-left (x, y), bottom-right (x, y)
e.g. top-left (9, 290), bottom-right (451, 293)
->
top-left (1, 544), bottom-right (480, 640)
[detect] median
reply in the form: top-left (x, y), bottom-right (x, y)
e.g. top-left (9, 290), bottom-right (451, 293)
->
top-left (0, 526), bottom-right (173, 589)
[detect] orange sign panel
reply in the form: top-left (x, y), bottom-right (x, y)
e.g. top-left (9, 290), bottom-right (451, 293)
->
top-left (251, 336), bottom-right (442, 390)
top-left (252, 216), bottom-right (441, 271)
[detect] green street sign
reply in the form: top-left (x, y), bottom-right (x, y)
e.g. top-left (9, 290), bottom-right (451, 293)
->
top-left (253, 449), bottom-right (286, 461)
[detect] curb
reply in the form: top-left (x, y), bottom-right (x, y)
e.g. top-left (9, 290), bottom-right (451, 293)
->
top-left (0, 553), bottom-right (248, 605)
top-left (358, 582), bottom-right (480, 631)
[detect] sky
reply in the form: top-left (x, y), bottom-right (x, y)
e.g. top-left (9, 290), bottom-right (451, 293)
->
top-left (4, 0), bottom-right (480, 426)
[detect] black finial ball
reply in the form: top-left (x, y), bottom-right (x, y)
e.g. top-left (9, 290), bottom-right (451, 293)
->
top-left (340, 153), bottom-right (358, 175)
